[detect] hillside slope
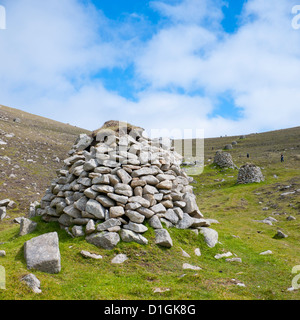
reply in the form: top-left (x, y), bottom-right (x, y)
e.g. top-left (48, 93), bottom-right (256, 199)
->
top-left (0, 104), bottom-right (91, 223)
top-left (0, 107), bottom-right (299, 300)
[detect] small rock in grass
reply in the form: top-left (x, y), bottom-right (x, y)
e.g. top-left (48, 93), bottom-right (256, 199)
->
top-left (80, 250), bottom-right (102, 260)
top-left (111, 254), bottom-right (128, 264)
top-left (182, 263), bottom-right (202, 270)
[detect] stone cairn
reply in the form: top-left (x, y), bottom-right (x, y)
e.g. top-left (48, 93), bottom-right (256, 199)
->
top-left (40, 121), bottom-right (210, 250)
top-left (213, 151), bottom-right (237, 169)
top-left (237, 163), bottom-right (265, 184)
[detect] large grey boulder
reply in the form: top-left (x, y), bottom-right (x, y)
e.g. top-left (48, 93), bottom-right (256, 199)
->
top-left (148, 215), bottom-right (163, 229)
top-left (155, 229), bottom-right (173, 248)
top-left (86, 232), bottom-right (120, 250)
top-left (73, 134), bottom-right (93, 151)
top-left (199, 228), bottom-right (219, 248)
top-left (176, 212), bottom-right (194, 229)
top-left (120, 229), bottom-right (148, 245)
top-left (123, 221), bottom-right (148, 233)
top-left (24, 232), bottom-right (61, 274)
top-left (85, 199), bottom-right (105, 219)
top-left (19, 218), bottom-right (38, 236)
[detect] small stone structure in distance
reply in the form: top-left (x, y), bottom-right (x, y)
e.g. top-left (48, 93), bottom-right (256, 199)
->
top-left (237, 163), bottom-right (265, 184)
top-left (213, 150), bottom-right (237, 169)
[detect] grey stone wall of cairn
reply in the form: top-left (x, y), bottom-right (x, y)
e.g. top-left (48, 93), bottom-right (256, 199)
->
top-left (39, 122), bottom-right (212, 250)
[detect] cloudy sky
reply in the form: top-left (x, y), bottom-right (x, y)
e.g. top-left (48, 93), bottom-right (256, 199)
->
top-left (0, 0), bottom-right (300, 138)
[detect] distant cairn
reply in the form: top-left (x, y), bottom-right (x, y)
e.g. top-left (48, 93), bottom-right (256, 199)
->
top-left (213, 151), bottom-right (237, 169)
top-left (237, 163), bottom-right (265, 184)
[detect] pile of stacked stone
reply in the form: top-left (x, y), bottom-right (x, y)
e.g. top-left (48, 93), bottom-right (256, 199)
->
top-left (213, 151), bottom-right (237, 169)
top-left (40, 121), bottom-right (210, 250)
top-left (237, 163), bottom-right (265, 184)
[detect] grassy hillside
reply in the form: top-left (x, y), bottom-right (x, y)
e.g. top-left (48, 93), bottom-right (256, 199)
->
top-left (0, 106), bottom-right (299, 300)
top-left (0, 104), bottom-right (90, 225)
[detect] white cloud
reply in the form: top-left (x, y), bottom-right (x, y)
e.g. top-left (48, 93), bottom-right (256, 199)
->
top-left (134, 0), bottom-right (300, 136)
top-left (150, 0), bottom-right (224, 26)
top-left (0, 0), bottom-right (299, 139)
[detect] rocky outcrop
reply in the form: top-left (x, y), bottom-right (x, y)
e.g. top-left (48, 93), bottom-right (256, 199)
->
top-left (39, 121), bottom-right (212, 250)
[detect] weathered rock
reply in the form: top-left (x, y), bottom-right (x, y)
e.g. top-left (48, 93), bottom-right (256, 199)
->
top-left (63, 205), bottom-right (81, 219)
top-left (80, 250), bottom-right (102, 259)
top-left (86, 199), bottom-right (105, 219)
top-left (164, 209), bottom-right (179, 225)
top-left (116, 169), bottom-right (132, 184)
top-left (72, 225), bottom-right (85, 237)
top-left (136, 207), bottom-right (155, 218)
top-left (199, 228), bottom-right (219, 248)
top-left (24, 232), bottom-right (61, 274)
top-left (192, 218), bottom-right (211, 228)
top-left (128, 196), bottom-right (150, 208)
top-left (120, 229), bottom-right (148, 245)
top-left (19, 218), bottom-right (38, 236)
top-left (111, 254), bottom-right (128, 264)
top-left (176, 213), bottom-right (194, 229)
top-left (260, 250), bottom-right (273, 255)
top-left (107, 193), bottom-right (128, 204)
top-left (97, 218), bottom-right (121, 231)
top-left (276, 230), bottom-right (288, 238)
top-left (143, 185), bottom-right (159, 195)
top-left (85, 219), bottom-right (96, 234)
top-left (0, 199), bottom-right (11, 207)
top-left (150, 203), bottom-right (167, 214)
top-left (132, 167), bottom-right (159, 177)
top-left (58, 214), bottom-right (73, 227)
top-left (92, 184), bottom-right (114, 194)
top-left (141, 175), bottom-right (160, 185)
top-left (73, 134), bottom-right (93, 151)
top-left (86, 232), bottom-right (120, 250)
top-left (156, 180), bottom-right (173, 190)
top-left (182, 263), bottom-right (201, 270)
top-left (148, 215), bottom-right (163, 229)
top-left (21, 274), bottom-right (42, 294)
top-left (109, 206), bottom-right (125, 218)
top-left (214, 252), bottom-right (232, 259)
top-left (194, 248), bottom-right (201, 256)
top-left (226, 257), bottom-right (242, 263)
top-left (74, 196), bottom-right (88, 211)
top-left (123, 221), bottom-right (148, 233)
top-left (125, 210), bottom-right (145, 223)
top-left (155, 229), bottom-right (173, 248)
top-left (0, 207), bottom-right (6, 220)
top-left (114, 183), bottom-right (133, 197)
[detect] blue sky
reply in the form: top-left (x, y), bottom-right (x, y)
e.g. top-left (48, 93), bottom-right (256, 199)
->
top-left (0, 0), bottom-right (300, 138)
